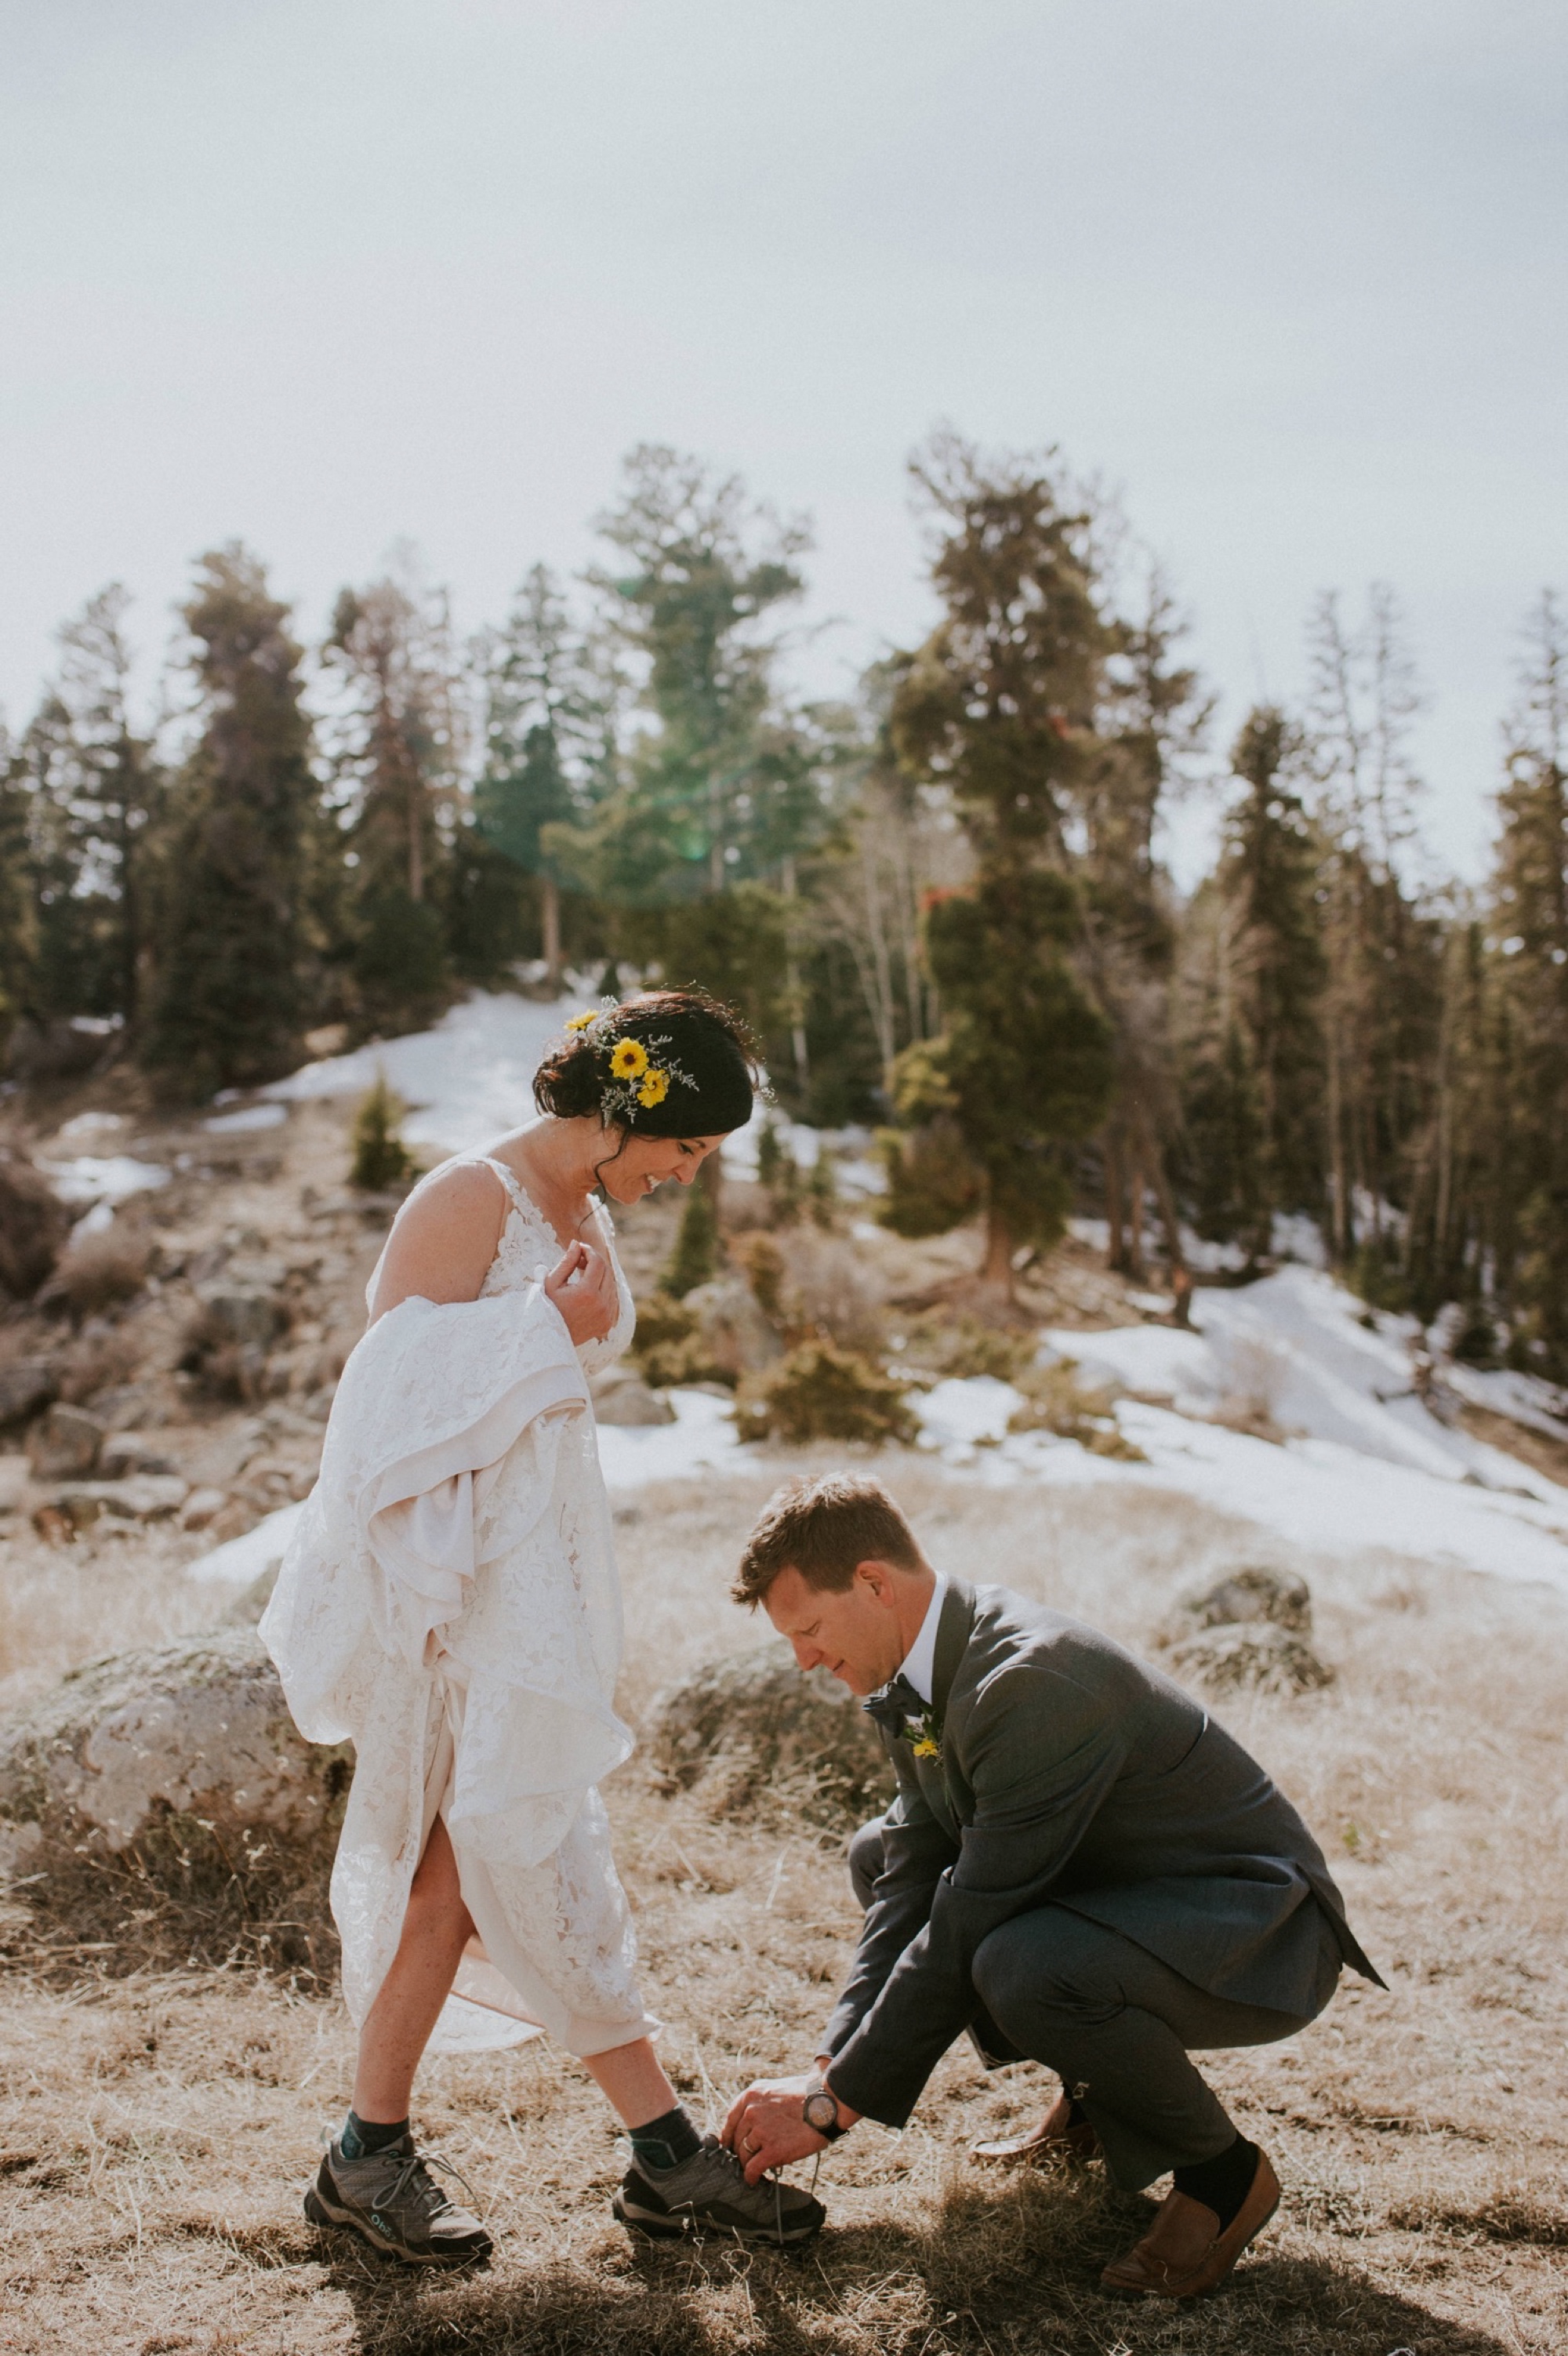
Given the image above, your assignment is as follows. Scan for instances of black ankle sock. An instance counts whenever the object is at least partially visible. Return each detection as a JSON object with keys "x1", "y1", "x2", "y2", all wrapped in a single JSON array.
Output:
[
  {"x1": 341, "y1": 2109, "x2": 409, "y2": 2160},
  {"x1": 628, "y1": 2104, "x2": 702, "y2": 2172},
  {"x1": 1172, "y1": 2134, "x2": 1258, "y2": 2231}
]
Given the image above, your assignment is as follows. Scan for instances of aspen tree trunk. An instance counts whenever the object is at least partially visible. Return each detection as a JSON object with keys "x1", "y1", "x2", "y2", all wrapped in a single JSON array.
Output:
[
  {"x1": 542, "y1": 877, "x2": 561, "y2": 982},
  {"x1": 982, "y1": 1200, "x2": 1015, "y2": 1294}
]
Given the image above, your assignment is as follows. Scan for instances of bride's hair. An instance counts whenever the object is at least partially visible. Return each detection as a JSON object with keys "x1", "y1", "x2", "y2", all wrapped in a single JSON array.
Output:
[{"x1": 534, "y1": 988, "x2": 760, "y2": 1138}]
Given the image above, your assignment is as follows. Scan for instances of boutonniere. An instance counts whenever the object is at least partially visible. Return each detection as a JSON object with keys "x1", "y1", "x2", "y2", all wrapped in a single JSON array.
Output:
[{"x1": 904, "y1": 1705, "x2": 943, "y2": 1761}]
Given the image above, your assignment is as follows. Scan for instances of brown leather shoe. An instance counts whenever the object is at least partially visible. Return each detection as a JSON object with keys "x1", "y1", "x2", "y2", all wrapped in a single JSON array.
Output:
[
  {"x1": 971, "y1": 2091, "x2": 1101, "y2": 2167},
  {"x1": 1100, "y1": 2147, "x2": 1281, "y2": 2298}
]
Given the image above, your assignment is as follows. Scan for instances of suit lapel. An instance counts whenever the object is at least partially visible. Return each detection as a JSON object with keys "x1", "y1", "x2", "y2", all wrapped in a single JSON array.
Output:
[{"x1": 932, "y1": 1578, "x2": 977, "y2": 1722}]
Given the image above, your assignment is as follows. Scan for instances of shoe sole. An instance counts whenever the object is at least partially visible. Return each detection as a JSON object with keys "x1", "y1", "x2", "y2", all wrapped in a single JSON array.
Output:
[
  {"x1": 303, "y1": 2184, "x2": 492, "y2": 2269},
  {"x1": 612, "y1": 2187, "x2": 822, "y2": 2249}
]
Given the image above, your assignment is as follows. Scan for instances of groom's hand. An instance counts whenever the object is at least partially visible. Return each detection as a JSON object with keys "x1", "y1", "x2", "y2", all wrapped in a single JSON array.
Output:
[{"x1": 722, "y1": 2073, "x2": 860, "y2": 2184}]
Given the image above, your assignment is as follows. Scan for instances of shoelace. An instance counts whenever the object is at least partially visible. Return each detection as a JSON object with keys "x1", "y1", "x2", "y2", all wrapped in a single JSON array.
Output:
[{"x1": 378, "y1": 2146, "x2": 483, "y2": 2224}]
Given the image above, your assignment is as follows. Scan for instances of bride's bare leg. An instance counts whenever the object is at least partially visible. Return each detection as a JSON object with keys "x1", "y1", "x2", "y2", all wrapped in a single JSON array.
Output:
[
  {"x1": 352, "y1": 1815, "x2": 474, "y2": 2122},
  {"x1": 583, "y1": 2037, "x2": 681, "y2": 2130}
]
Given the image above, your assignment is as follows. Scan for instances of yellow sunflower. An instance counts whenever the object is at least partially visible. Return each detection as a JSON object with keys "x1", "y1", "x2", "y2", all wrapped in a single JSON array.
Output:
[
  {"x1": 637, "y1": 1067, "x2": 670, "y2": 1109},
  {"x1": 564, "y1": 1010, "x2": 598, "y2": 1032},
  {"x1": 912, "y1": 1735, "x2": 941, "y2": 1759},
  {"x1": 608, "y1": 1037, "x2": 650, "y2": 1080}
]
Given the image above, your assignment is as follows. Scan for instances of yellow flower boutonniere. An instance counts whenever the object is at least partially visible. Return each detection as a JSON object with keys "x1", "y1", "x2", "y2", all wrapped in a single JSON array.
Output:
[
  {"x1": 905, "y1": 1704, "x2": 943, "y2": 1761},
  {"x1": 637, "y1": 1068, "x2": 670, "y2": 1109},
  {"x1": 609, "y1": 1038, "x2": 650, "y2": 1081}
]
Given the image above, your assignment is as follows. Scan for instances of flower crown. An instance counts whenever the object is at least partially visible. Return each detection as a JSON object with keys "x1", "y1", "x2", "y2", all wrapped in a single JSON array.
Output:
[{"x1": 564, "y1": 1004, "x2": 698, "y2": 1123}]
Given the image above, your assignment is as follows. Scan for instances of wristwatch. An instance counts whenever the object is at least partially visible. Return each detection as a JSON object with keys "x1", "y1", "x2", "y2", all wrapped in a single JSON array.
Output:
[{"x1": 803, "y1": 2077, "x2": 848, "y2": 2141}]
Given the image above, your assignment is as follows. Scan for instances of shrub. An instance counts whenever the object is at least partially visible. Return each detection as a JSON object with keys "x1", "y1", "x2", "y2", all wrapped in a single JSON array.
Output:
[
  {"x1": 1007, "y1": 1358, "x2": 1145, "y2": 1459},
  {"x1": 875, "y1": 1115, "x2": 984, "y2": 1239},
  {"x1": 350, "y1": 1076, "x2": 414, "y2": 1191},
  {"x1": 731, "y1": 1232, "x2": 785, "y2": 1323},
  {"x1": 630, "y1": 1290, "x2": 729, "y2": 1388},
  {"x1": 735, "y1": 1341, "x2": 919, "y2": 1447},
  {"x1": 890, "y1": 1312, "x2": 1029, "y2": 1385},
  {"x1": 662, "y1": 1182, "x2": 720, "y2": 1298}
]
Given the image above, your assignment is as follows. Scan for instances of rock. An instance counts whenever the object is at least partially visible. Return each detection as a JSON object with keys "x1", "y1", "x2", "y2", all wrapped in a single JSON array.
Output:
[
  {"x1": 1158, "y1": 1565, "x2": 1313, "y2": 1646},
  {"x1": 52, "y1": 1475, "x2": 189, "y2": 1528},
  {"x1": 194, "y1": 1284, "x2": 287, "y2": 1349},
  {"x1": 1165, "y1": 1620, "x2": 1334, "y2": 1696},
  {"x1": 591, "y1": 1372, "x2": 677, "y2": 1427},
  {"x1": 0, "y1": 1454, "x2": 30, "y2": 1514},
  {"x1": 0, "y1": 1625, "x2": 349, "y2": 1966},
  {"x1": 681, "y1": 1278, "x2": 783, "y2": 1380},
  {"x1": 645, "y1": 1645, "x2": 892, "y2": 1823},
  {"x1": 27, "y1": 1403, "x2": 106, "y2": 1481},
  {"x1": 0, "y1": 1358, "x2": 59, "y2": 1431},
  {"x1": 0, "y1": 1149, "x2": 72, "y2": 1299},
  {"x1": 100, "y1": 1432, "x2": 181, "y2": 1479},
  {"x1": 179, "y1": 1486, "x2": 229, "y2": 1532}
]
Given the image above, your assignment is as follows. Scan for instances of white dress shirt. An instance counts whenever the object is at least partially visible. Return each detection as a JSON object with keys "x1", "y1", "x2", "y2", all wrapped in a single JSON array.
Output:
[{"x1": 897, "y1": 1574, "x2": 947, "y2": 1704}]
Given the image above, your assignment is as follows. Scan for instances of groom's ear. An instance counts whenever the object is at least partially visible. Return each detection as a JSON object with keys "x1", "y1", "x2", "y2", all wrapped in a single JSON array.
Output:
[{"x1": 853, "y1": 1558, "x2": 900, "y2": 1608}]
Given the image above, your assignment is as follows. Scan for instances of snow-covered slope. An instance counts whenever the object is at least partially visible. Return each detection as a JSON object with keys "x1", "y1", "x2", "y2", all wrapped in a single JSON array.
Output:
[{"x1": 252, "y1": 992, "x2": 1568, "y2": 1595}]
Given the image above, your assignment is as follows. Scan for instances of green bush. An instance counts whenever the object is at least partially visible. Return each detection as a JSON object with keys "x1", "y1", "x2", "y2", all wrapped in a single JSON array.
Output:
[
  {"x1": 630, "y1": 1290, "x2": 731, "y2": 1388},
  {"x1": 890, "y1": 1312, "x2": 1029, "y2": 1385},
  {"x1": 662, "y1": 1182, "x2": 720, "y2": 1298},
  {"x1": 1007, "y1": 1358, "x2": 1145, "y2": 1460},
  {"x1": 350, "y1": 1076, "x2": 415, "y2": 1190},
  {"x1": 876, "y1": 1116, "x2": 984, "y2": 1239},
  {"x1": 735, "y1": 1341, "x2": 919, "y2": 1447}
]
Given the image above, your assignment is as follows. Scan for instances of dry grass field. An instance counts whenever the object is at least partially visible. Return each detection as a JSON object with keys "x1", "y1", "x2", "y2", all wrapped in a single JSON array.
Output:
[{"x1": 2, "y1": 1458, "x2": 1566, "y2": 2354}]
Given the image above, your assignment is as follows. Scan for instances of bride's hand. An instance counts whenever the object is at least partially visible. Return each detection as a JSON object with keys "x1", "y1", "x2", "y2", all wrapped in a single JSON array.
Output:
[{"x1": 543, "y1": 1240, "x2": 618, "y2": 1345}]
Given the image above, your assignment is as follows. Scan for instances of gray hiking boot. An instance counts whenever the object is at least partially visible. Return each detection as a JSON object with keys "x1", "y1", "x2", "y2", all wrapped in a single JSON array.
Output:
[
  {"x1": 304, "y1": 2132, "x2": 493, "y2": 2267},
  {"x1": 613, "y1": 2131, "x2": 826, "y2": 2248}
]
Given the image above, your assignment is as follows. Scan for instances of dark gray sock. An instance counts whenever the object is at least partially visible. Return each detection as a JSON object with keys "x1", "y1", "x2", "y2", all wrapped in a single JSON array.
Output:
[
  {"x1": 341, "y1": 2109, "x2": 409, "y2": 2160},
  {"x1": 1172, "y1": 2133, "x2": 1258, "y2": 2231},
  {"x1": 628, "y1": 2104, "x2": 702, "y2": 2172}
]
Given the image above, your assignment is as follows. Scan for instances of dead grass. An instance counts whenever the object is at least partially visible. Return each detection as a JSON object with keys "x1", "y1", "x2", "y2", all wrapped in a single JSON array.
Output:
[{"x1": 2, "y1": 1465, "x2": 1566, "y2": 2349}]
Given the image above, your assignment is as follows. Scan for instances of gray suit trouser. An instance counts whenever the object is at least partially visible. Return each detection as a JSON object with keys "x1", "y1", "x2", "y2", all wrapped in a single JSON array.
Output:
[{"x1": 848, "y1": 1815, "x2": 1342, "y2": 2191}]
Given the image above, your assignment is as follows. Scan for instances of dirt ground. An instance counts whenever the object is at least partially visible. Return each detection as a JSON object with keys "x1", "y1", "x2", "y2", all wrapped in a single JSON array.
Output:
[
  {"x1": 1, "y1": 1082, "x2": 1566, "y2": 2351},
  {"x1": 1, "y1": 1465, "x2": 1565, "y2": 2354}
]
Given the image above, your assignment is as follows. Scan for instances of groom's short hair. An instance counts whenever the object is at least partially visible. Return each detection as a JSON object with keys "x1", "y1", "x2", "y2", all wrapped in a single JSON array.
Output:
[{"x1": 732, "y1": 1474, "x2": 924, "y2": 1606}]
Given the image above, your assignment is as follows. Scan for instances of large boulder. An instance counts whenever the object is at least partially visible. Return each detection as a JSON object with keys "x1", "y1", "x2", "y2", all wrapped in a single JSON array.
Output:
[
  {"x1": 1155, "y1": 1565, "x2": 1332, "y2": 1694},
  {"x1": 0, "y1": 1626, "x2": 348, "y2": 1972},
  {"x1": 645, "y1": 1645, "x2": 892, "y2": 1824},
  {"x1": 591, "y1": 1370, "x2": 677, "y2": 1427},
  {"x1": 0, "y1": 1149, "x2": 71, "y2": 1301},
  {"x1": 1164, "y1": 1620, "x2": 1335, "y2": 1697}
]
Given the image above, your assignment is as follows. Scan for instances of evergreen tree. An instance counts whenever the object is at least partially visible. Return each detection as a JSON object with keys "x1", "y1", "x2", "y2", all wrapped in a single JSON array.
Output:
[
  {"x1": 1185, "y1": 706, "x2": 1326, "y2": 1251},
  {"x1": 1487, "y1": 591, "x2": 1568, "y2": 1369},
  {"x1": 474, "y1": 564, "x2": 619, "y2": 977},
  {"x1": 0, "y1": 721, "x2": 37, "y2": 1059},
  {"x1": 555, "y1": 445, "x2": 815, "y2": 903},
  {"x1": 141, "y1": 546, "x2": 315, "y2": 1095},
  {"x1": 53, "y1": 586, "x2": 163, "y2": 1027},
  {"x1": 325, "y1": 564, "x2": 462, "y2": 1029},
  {"x1": 881, "y1": 873, "x2": 1116, "y2": 1289}
]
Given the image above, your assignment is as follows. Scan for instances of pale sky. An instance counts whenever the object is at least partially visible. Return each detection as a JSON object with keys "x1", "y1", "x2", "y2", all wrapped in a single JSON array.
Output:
[{"x1": 2, "y1": 0, "x2": 1563, "y2": 882}]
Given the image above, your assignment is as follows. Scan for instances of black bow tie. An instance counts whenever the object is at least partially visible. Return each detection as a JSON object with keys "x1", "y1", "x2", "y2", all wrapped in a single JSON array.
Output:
[{"x1": 862, "y1": 1674, "x2": 927, "y2": 1737}]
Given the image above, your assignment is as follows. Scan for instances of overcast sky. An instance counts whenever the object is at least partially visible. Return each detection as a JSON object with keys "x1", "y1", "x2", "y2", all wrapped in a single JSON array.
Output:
[{"x1": 3, "y1": 0, "x2": 1563, "y2": 881}]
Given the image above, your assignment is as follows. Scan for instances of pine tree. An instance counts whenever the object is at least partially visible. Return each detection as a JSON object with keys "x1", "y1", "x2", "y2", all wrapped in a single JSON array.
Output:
[
  {"x1": 474, "y1": 564, "x2": 619, "y2": 978},
  {"x1": 662, "y1": 1180, "x2": 720, "y2": 1298},
  {"x1": 882, "y1": 873, "x2": 1116, "y2": 1289},
  {"x1": 53, "y1": 586, "x2": 163, "y2": 1028},
  {"x1": 1487, "y1": 591, "x2": 1568, "y2": 1370},
  {"x1": 1208, "y1": 706, "x2": 1326, "y2": 1248},
  {"x1": 557, "y1": 445, "x2": 815, "y2": 904},
  {"x1": 141, "y1": 546, "x2": 315, "y2": 1096},
  {"x1": 0, "y1": 721, "x2": 37, "y2": 1060},
  {"x1": 325, "y1": 564, "x2": 462, "y2": 1029}
]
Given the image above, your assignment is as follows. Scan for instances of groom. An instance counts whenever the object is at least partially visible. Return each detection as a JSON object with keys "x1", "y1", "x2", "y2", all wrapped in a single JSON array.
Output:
[{"x1": 720, "y1": 1474, "x2": 1383, "y2": 2300}]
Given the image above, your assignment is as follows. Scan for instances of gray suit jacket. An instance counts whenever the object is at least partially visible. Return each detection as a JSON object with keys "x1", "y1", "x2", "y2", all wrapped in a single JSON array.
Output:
[{"x1": 822, "y1": 1580, "x2": 1382, "y2": 2128}]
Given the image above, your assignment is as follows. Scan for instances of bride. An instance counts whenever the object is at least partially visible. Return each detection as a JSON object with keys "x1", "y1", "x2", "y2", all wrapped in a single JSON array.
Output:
[{"x1": 262, "y1": 990, "x2": 824, "y2": 2266}]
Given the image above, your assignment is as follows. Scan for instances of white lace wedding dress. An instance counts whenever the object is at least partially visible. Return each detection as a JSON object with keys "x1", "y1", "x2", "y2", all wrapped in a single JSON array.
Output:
[{"x1": 261, "y1": 1156, "x2": 653, "y2": 2057}]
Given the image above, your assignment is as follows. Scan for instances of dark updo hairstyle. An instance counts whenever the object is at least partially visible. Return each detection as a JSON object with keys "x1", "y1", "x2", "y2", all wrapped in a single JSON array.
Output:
[{"x1": 533, "y1": 989, "x2": 760, "y2": 1141}]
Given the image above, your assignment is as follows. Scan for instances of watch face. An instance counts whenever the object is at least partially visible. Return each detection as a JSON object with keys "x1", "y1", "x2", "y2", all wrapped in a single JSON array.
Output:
[{"x1": 804, "y1": 2090, "x2": 837, "y2": 2130}]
